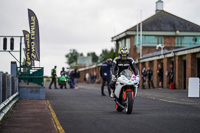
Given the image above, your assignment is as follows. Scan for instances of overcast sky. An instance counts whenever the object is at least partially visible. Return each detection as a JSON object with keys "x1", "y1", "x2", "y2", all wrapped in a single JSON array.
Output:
[{"x1": 0, "y1": 0, "x2": 200, "y2": 76}]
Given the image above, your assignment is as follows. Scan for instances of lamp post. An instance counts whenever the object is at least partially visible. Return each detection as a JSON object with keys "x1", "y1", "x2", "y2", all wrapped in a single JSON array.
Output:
[{"x1": 156, "y1": 44, "x2": 165, "y2": 55}]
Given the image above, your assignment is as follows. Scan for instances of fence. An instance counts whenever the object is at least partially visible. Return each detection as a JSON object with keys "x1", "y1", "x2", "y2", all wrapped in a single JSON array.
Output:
[
  {"x1": 0, "y1": 72, "x2": 19, "y2": 121},
  {"x1": 17, "y1": 67, "x2": 44, "y2": 86}
]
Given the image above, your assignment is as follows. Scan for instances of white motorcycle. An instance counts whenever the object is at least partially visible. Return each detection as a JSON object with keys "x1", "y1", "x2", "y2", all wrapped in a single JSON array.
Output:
[{"x1": 114, "y1": 69, "x2": 140, "y2": 114}]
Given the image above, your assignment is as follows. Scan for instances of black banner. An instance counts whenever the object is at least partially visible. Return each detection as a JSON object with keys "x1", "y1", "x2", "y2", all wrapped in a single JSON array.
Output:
[
  {"x1": 23, "y1": 30, "x2": 32, "y2": 66},
  {"x1": 28, "y1": 9, "x2": 40, "y2": 61}
]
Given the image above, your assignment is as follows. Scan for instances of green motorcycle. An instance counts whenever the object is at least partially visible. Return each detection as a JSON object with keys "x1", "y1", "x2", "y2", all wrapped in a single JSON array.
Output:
[{"x1": 58, "y1": 75, "x2": 67, "y2": 89}]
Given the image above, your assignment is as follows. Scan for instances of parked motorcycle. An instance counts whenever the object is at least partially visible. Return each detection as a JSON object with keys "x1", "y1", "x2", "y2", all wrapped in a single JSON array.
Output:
[
  {"x1": 58, "y1": 75, "x2": 67, "y2": 89},
  {"x1": 114, "y1": 69, "x2": 140, "y2": 114}
]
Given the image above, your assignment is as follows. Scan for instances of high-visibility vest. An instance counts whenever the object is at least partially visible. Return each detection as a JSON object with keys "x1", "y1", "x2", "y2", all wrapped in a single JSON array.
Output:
[{"x1": 51, "y1": 69, "x2": 56, "y2": 77}]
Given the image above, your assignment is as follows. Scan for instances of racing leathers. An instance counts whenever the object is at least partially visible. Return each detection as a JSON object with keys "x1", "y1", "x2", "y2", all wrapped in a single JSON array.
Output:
[{"x1": 110, "y1": 57, "x2": 139, "y2": 90}]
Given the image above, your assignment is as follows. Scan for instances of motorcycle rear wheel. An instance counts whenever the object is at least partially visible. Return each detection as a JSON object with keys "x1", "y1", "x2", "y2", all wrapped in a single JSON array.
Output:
[{"x1": 125, "y1": 91, "x2": 133, "y2": 114}]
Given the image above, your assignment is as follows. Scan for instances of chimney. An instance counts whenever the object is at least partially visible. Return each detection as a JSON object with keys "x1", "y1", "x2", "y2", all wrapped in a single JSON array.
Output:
[{"x1": 156, "y1": 0, "x2": 163, "y2": 13}]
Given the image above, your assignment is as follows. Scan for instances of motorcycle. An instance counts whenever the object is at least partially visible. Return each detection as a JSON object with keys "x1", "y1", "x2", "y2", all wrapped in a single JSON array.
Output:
[
  {"x1": 114, "y1": 69, "x2": 140, "y2": 114},
  {"x1": 58, "y1": 75, "x2": 67, "y2": 89}
]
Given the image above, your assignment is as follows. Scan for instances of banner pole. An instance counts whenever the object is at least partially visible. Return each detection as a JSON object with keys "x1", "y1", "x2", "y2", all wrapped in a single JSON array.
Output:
[{"x1": 20, "y1": 36, "x2": 22, "y2": 68}]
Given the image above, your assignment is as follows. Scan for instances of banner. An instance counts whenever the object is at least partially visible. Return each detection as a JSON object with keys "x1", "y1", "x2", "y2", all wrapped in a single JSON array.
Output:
[
  {"x1": 23, "y1": 48, "x2": 35, "y2": 66},
  {"x1": 23, "y1": 30, "x2": 32, "y2": 66},
  {"x1": 28, "y1": 9, "x2": 40, "y2": 61}
]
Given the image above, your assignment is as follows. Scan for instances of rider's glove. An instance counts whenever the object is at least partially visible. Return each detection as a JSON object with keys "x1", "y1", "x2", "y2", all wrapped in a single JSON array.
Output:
[{"x1": 112, "y1": 75, "x2": 117, "y2": 81}]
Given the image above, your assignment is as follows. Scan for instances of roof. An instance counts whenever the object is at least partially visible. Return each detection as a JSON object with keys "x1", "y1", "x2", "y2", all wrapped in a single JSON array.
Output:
[
  {"x1": 112, "y1": 11, "x2": 200, "y2": 40},
  {"x1": 140, "y1": 44, "x2": 200, "y2": 59},
  {"x1": 128, "y1": 11, "x2": 200, "y2": 32}
]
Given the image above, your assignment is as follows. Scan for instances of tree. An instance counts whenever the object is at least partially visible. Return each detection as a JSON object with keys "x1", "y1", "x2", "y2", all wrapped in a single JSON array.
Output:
[
  {"x1": 65, "y1": 49, "x2": 79, "y2": 66},
  {"x1": 87, "y1": 52, "x2": 99, "y2": 63},
  {"x1": 99, "y1": 48, "x2": 118, "y2": 63}
]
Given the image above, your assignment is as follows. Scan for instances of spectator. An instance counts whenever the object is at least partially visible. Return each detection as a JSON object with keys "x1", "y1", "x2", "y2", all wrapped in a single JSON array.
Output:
[
  {"x1": 100, "y1": 58, "x2": 112, "y2": 96},
  {"x1": 49, "y1": 66, "x2": 57, "y2": 89},
  {"x1": 141, "y1": 67, "x2": 147, "y2": 89},
  {"x1": 157, "y1": 64, "x2": 163, "y2": 88},
  {"x1": 86, "y1": 73, "x2": 89, "y2": 84},
  {"x1": 147, "y1": 67, "x2": 154, "y2": 89},
  {"x1": 74, "y1": 67, "x2": 80, "y2": 89},
  {"x1": 69, "y1": 69, "x2": 75, "y2": 88},
  {"x1": 90, "y1": 73, "x2": 94, "y2": 84},
  {"x1": 93, "y1": 71, "x2": 97, "y2": 83},
  {"x1": 84, "y1": 74, "x2": 86, "y2": 83},
  {"x1": 168, "y1": 64, "x2": 174, "y2": 84}
]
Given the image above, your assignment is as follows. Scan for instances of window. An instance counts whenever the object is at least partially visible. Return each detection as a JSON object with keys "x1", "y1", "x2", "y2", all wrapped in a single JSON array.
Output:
[
  {"x1": 155, "y1": 36, "x2": 164, "y2": 45},
  {"x1": 143, "y1": 36, "x2": 156, "y2": 46},
  {"x1": 176, "y1": 37, "x2": 184, "y2": 46},
  {"x1": 126, "y1": 38, "x2": 130, "y2": 49},
  {"x1": 184, "y1": 36, "x2": 200, "y2": 46},
  {"x1": 135, "y1": 35, "x2": 156, "y2": 46}
]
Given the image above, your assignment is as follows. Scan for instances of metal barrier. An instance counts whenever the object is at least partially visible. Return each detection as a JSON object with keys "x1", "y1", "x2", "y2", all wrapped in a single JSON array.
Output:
[
  {"x1": 17, "y1": 67, "x2": 44, "y2": 86},
  {"x1": 0, "y1": 72, "x2": 19, "y2": 121}
]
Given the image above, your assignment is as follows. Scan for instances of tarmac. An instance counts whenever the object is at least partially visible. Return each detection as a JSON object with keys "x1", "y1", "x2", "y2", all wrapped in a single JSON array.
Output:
[{"x1": 0, "y1": 83, "x2": 199, "y2": 133}]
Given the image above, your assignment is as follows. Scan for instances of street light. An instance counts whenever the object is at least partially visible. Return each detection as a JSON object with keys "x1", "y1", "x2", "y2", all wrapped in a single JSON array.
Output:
[{"x1": 156, "y1": 44, "x2": 165, "y2": 55}]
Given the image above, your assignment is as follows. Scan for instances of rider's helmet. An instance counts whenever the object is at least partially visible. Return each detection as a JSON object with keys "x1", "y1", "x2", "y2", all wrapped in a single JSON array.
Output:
[
  {"x1": 119, "y1": 47, "x2": 129, "y2": 60},
  {"x1": 62, "y1": 67, "x2": 65, "y2": 71}
]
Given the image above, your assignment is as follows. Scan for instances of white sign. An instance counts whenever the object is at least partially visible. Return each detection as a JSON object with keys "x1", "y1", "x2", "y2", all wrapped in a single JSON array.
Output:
[{"x1": 188, "y1": 78, "x2": 199, "y2": 98}]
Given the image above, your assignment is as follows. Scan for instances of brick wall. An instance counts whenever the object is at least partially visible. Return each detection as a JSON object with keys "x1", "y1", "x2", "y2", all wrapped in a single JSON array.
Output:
[
  {"x1": 153, "y1": 60, "x2": 158, "y2": 88},
  {"x1": 129, "y1": 36, "x2": 140, "y2": 59},
  {"x1": 186, "y1": 53, "x2": 197, "y2": 89},
  {"x1": 164, "y1": 36, "x2": 176, "y2": 48},
  {"x1": 175, "y1": 56, "x2": 183, "y2": 89},
  {"x1": 79, "y1": 65, "x2": 102, "y2": 84}
]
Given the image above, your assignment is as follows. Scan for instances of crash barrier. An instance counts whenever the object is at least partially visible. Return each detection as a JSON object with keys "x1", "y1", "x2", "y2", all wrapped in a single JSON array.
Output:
[
  {"x1": 17, "y1": 67, "x2": 44, "y2": 86},
  {"x1": 0, "y1": 72, "x2": 19, "y2": 121},
  {"x1": 188, "y1": 77, "x2": 200, "y2": 98}
]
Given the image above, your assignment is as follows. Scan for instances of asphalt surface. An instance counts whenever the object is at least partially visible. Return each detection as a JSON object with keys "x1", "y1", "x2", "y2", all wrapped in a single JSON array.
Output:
[{"x1": 46, "y1": 82, "x2": 200, "y2": 133}]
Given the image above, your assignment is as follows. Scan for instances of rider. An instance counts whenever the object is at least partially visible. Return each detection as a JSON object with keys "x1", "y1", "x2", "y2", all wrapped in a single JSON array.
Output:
[
  {"x1": 110, "y1": 47, "x2": 139, "y2": 97},
  {"x1": 60, "y1": 67, "x2": 66, "y2": 76}
]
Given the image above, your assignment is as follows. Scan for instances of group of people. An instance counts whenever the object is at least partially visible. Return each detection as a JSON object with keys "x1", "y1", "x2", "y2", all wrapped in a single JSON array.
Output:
[
  {"x1": 141, "y1": 67, "x2": 154, "y2": 89},
  {"x1": 49, "y1": 66, "x2": 80, "y2": 89},
  {"x1": 141, "y1": 64, "x2": 174, "y2": 89},
  {"x1": 84, "y1": 72, "x2": 97, "y2": 84}
]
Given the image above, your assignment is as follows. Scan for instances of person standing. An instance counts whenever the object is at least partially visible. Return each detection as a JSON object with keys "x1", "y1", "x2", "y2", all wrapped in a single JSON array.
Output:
[
  {"x1": 60, "y1": 67, "x2": 67, "y2": 89},
  {"x1": 49, "y1": 66, "x2": 57, "y2": 89},
  {"x1": 157, "y1": 64, "x2": 163, "y2": 88},
  {"x1": 74, "y1": 67, "x2": 80, "y2": 89},
  {"x1": 93, "y1": 71, "x2": 97, "y2": 84},
  {"x1": 141, "y1": 67, "x2": 147, "y2": 89},
  {"x1": 86, "y1": 73, "x2": 89, "y2": 84},
  {"x1": 69, "y1": 69, "x2": 75, "y2": 88},
  {"x1": 168, "y1": 64, "x2": 174, "y2": 89},
  {"x1": 147, "y1": 67, "x2": 154, "y2": 89},
  {"x1": 100, "y1": 58, "x2": 112, "y2": 96}
]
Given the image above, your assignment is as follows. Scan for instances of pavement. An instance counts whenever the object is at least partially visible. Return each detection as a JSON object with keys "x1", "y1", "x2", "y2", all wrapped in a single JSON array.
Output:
[
  {"x1": 0, "y1": 82, "x2": 200, "y2": 133},
  {"x1": 0, "y1": 100, "x2": 58, "y2": 133}
]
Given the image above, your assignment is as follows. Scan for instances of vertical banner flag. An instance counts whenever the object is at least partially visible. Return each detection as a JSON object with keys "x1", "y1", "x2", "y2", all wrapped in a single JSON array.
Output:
[
  {"x1": 28, "y1": 9, "x2": 40, "y2": 61},
  {"x1": 23, "y1": 30, "x2": 32, "y2": 66}
]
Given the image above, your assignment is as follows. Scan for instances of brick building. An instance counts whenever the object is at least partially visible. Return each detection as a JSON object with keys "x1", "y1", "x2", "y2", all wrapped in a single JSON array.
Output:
[
  {"x1": 136, "y1": 45, "x2": 200, "y2": 89},
  {"x1": 112, "y1": 10, "x2": 200, "y2": 59},
  {"x1": 79, "y1": 0, "x2": 200, "y2": 89}
]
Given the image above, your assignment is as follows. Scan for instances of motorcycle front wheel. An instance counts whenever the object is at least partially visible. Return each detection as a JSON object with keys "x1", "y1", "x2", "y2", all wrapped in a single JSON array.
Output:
[{"x1": 125, "y1": 91, "x2": 134, "y2": 114}]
